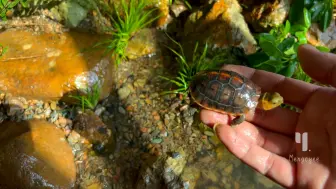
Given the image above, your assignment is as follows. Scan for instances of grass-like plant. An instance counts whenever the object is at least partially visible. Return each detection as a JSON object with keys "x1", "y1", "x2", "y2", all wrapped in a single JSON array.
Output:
[
  {"x1": 94, "y1": 0, "x2": 161, "y2": 66},
  {"x1": 159, "y1": 35, "x2": 223, "y2": 96},
  {"x1": 70, "y1": 82, "x2": 101, "y2": 111}
]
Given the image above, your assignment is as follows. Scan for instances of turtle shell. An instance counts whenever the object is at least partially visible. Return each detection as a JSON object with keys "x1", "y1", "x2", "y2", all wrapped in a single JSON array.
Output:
[{"x1": 189, "y1": 70, "x2": 261, "y2": 115}]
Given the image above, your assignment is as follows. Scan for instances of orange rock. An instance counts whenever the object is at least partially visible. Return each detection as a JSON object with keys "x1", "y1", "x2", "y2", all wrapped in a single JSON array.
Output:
[
  {"x1": 0, "y1": 119, "x2": 76, "y2": 188},
  {"x1": 0, "y1": 29, "x2": 114, "y2": 101}
]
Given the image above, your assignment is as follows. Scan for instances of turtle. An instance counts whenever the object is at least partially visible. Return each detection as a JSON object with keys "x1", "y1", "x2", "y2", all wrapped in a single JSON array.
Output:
[{"x1": 189, "y1": 69, "x2": 284, "y2": 127}]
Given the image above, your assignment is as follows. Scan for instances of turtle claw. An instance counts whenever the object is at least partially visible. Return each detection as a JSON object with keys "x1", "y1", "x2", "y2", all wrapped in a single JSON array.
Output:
[{"x1": 230, "y1": 115, "x2": 245, "y2": 127}]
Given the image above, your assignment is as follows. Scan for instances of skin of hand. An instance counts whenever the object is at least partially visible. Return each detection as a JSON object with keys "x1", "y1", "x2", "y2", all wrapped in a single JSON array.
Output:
[{"x1": 200, "y1": 44, "x2": 336, "y2": 189}]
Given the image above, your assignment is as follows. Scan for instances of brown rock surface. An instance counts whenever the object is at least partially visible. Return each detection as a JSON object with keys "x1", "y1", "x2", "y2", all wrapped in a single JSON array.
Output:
[
  {"x1": 0, "y1": 29, "x2": 114, "y2": 101},
  {"x1": 73, "y1": 111, "x2": 115, "y2": 154},
  {"x1": 0, "y1": 119, "x2": 76, "y2": 188}
]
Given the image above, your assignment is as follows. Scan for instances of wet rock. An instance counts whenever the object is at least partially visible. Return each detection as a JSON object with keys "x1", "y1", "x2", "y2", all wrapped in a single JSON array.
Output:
[
  {"x1": 239, "y1": 0, "x2": 291, "y2": 32},
  {"x1": 184, "y1": 0, "x2": 257, "y2": 54},
  {"x1": 5, "y1": 96, "x2": 26, "y2": 117},
  {"x1": 94, "y1": 105, "x2": 106, "y2": 116},
  {"x1": 58, "y1": 0, "x2": 88, "y2": 27},
  {"x1": 0, "y1": 29, "x2": 114, "y2": 101},
  {"x1": 134, "y1": 78, "x2": 147, "y2": 88},
  {"x1": 163, "y1": 148, "x2": 187, "y2": 188},
  {"x1": 182, "y1": 107, "x2": 197, "y2": 127},
  {"x1": 0, "y1": 119, "x2": 76, "y2": 188},
  {"x1": 118, "y1": 85, "x2": 131, "y2": 100},
  {"x1": 126, "y1": 28, "x2": 162, "y2": 59},
  {"x1": 155, "y1": 0, "x2": 172, "y2": 29},
  {"x1": 171, "y1": 0, "x2": 189, "y2": 17},
  {"x1": 73, "y1": 111, "x2": 115, "y2": 154},
  {"x1": 306, "y1": 20, "x2": 336, "y2": 49},
  {"x1": 180, "y1": 166, "x2": 201, "y2": 189}
]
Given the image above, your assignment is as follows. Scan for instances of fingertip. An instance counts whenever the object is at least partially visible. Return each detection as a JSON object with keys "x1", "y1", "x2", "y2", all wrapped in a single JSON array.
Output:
[{"x1": 297, "y1": 44, "x2": 321, "y2": 65}]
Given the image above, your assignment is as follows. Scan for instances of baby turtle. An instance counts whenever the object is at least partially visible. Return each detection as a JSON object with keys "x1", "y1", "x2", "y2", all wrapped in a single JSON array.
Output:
[{"x1": 189, "y1": 70, "x2": 284, "y2": 126}]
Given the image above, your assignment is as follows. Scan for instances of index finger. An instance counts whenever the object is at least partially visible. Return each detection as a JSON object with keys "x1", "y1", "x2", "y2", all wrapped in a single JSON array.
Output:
[{"x1": 221, "y1": 65, "x2": 320, "y2": 109}]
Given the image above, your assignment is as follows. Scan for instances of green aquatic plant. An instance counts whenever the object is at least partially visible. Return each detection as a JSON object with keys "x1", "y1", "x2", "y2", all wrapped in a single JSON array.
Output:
[
  {"x1": 94, "y1": 0, "x2": 161, "y2": 66},
  {"x1": 69, "y1": 82, "x2": 101, "y2": 111},
  {"x1": 159, "y1": 35, "x2": 223, "y2": 96},
  {"x1": 0, "y1": 0, "x2": 28, "y2": 21}
]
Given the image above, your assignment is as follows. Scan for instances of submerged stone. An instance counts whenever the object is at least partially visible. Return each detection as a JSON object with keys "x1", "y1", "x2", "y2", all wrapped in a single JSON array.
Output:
[
  {"x1": 0, "y1": 119, "x2": 76, "y2": 188},
  {"x1": 73, "y1": 111, "x2": 115, "y2": 154},
  {"x1": 0, "y1": 29, "x2": 114, "y2": 101}
]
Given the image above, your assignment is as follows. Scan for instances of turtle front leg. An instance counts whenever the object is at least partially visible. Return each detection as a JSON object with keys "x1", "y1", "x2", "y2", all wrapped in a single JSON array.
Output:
[{"x1": 230, "y1": 115, "x2": 245, "y2": 127}]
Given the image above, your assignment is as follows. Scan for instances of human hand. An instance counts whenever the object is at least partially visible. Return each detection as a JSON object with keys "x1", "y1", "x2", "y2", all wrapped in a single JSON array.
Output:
[{"x1": 200, "y1": 44, "x2": 336, "y2": 189}]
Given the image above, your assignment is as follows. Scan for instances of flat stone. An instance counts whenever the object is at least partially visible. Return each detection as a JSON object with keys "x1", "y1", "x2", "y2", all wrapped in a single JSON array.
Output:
[
  {"x1": 0, "y1": 29, "x2": 114, "y2": 101},
  {"x1": 0, "y1": 119, "x2": 76, "y2": 188}
]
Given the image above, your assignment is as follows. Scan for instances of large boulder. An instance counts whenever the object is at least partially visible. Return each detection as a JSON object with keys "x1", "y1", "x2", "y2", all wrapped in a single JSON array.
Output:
[
  {"x1": 0, "y1": 119, "x2": 76, "y2": 188},
  {"x1": 183, "y1": 0, "x2": 257, "y2": 54},
  {"x1": 0, "y1": 29, "x2": 114, "y2": 101}
]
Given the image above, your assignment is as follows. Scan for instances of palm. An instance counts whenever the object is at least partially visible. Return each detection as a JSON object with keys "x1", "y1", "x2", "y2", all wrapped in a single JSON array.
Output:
[{"x1": 200, "y1": 45, "x2": 336, "y2": 189}]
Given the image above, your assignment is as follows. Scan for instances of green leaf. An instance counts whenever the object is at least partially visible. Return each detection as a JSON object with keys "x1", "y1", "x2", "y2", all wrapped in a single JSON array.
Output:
[
  {"x1": 8, "y1": 0, "x2": 20, "y2": 8},
  {"x1": 254, "y1": 59, "x2": 285, "y2": 73},
  {"x1": 277, "y1": 37, "x2": 295, "y2": 52},
  {"x1": 289, "y1": 0, "x2": 304, "y2": 24},
  {"x1": 295, "y1": 31, "x2": 308, "y2": 44},
  {"x1": 258, "y1": 33, "x2": 276, "y2": 43},
  {"x1": 259, "y1": 40, "x2": 283, "y2": 59},
  {"x1": 284, "y1": 20, "x2": 291, "y2": 34},
  {"x1": 319, "y1": 6, "x2": 332, "y2": 31},
  {"x1": 309, "y1": 2, "x2": 325, "y2": 21},
  {"x1": 290, "y1": 24, "x2": 308, "y2": 34},
  {"x1": 316, "y1": 45, "x2": 330, "y2": 52},
  {"x1": 246, "y1": 52, "x2": 269, "y2": 67},
  {"x1": 279, "y1": 62, "x2": 298, "y2": 77},
  {"x1": 303, "y1": 8, "x2": 311, "y2": 28}
]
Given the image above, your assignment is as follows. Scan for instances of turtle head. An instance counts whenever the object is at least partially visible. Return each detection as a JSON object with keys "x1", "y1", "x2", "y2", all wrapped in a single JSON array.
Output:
[{"x1": 257, "y1": 92, "x2": 283, "y2": 110}]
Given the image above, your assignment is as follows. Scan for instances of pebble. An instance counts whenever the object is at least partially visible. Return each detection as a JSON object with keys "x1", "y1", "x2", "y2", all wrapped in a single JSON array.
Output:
[
  {"x1": 118, "y1": 86, "x2": 131, "y2": 100},
  {"x1": 134, "y1": 79, "x2": 146, "y2": 88},
  {"x1": 118, "y1": 106, "x2": 126, "y2": 114},
  {"x1": 50, "y1": 101, "x2": 57, "y2": 110},
  {"x1": 94, "y1": 106, "x2": 105, "y2": 116},
  {"x1": 140, "y1": 127, "x2": 149, "y2": 133},
  {"x1": 151, "y1": 138, "x2": 163, "y2": 144}
]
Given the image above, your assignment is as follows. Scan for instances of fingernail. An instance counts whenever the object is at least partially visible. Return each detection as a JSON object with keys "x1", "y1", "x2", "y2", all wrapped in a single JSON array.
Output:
[{"x1": 213, "y1": 123, "x2": 223, "y2": 134}]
